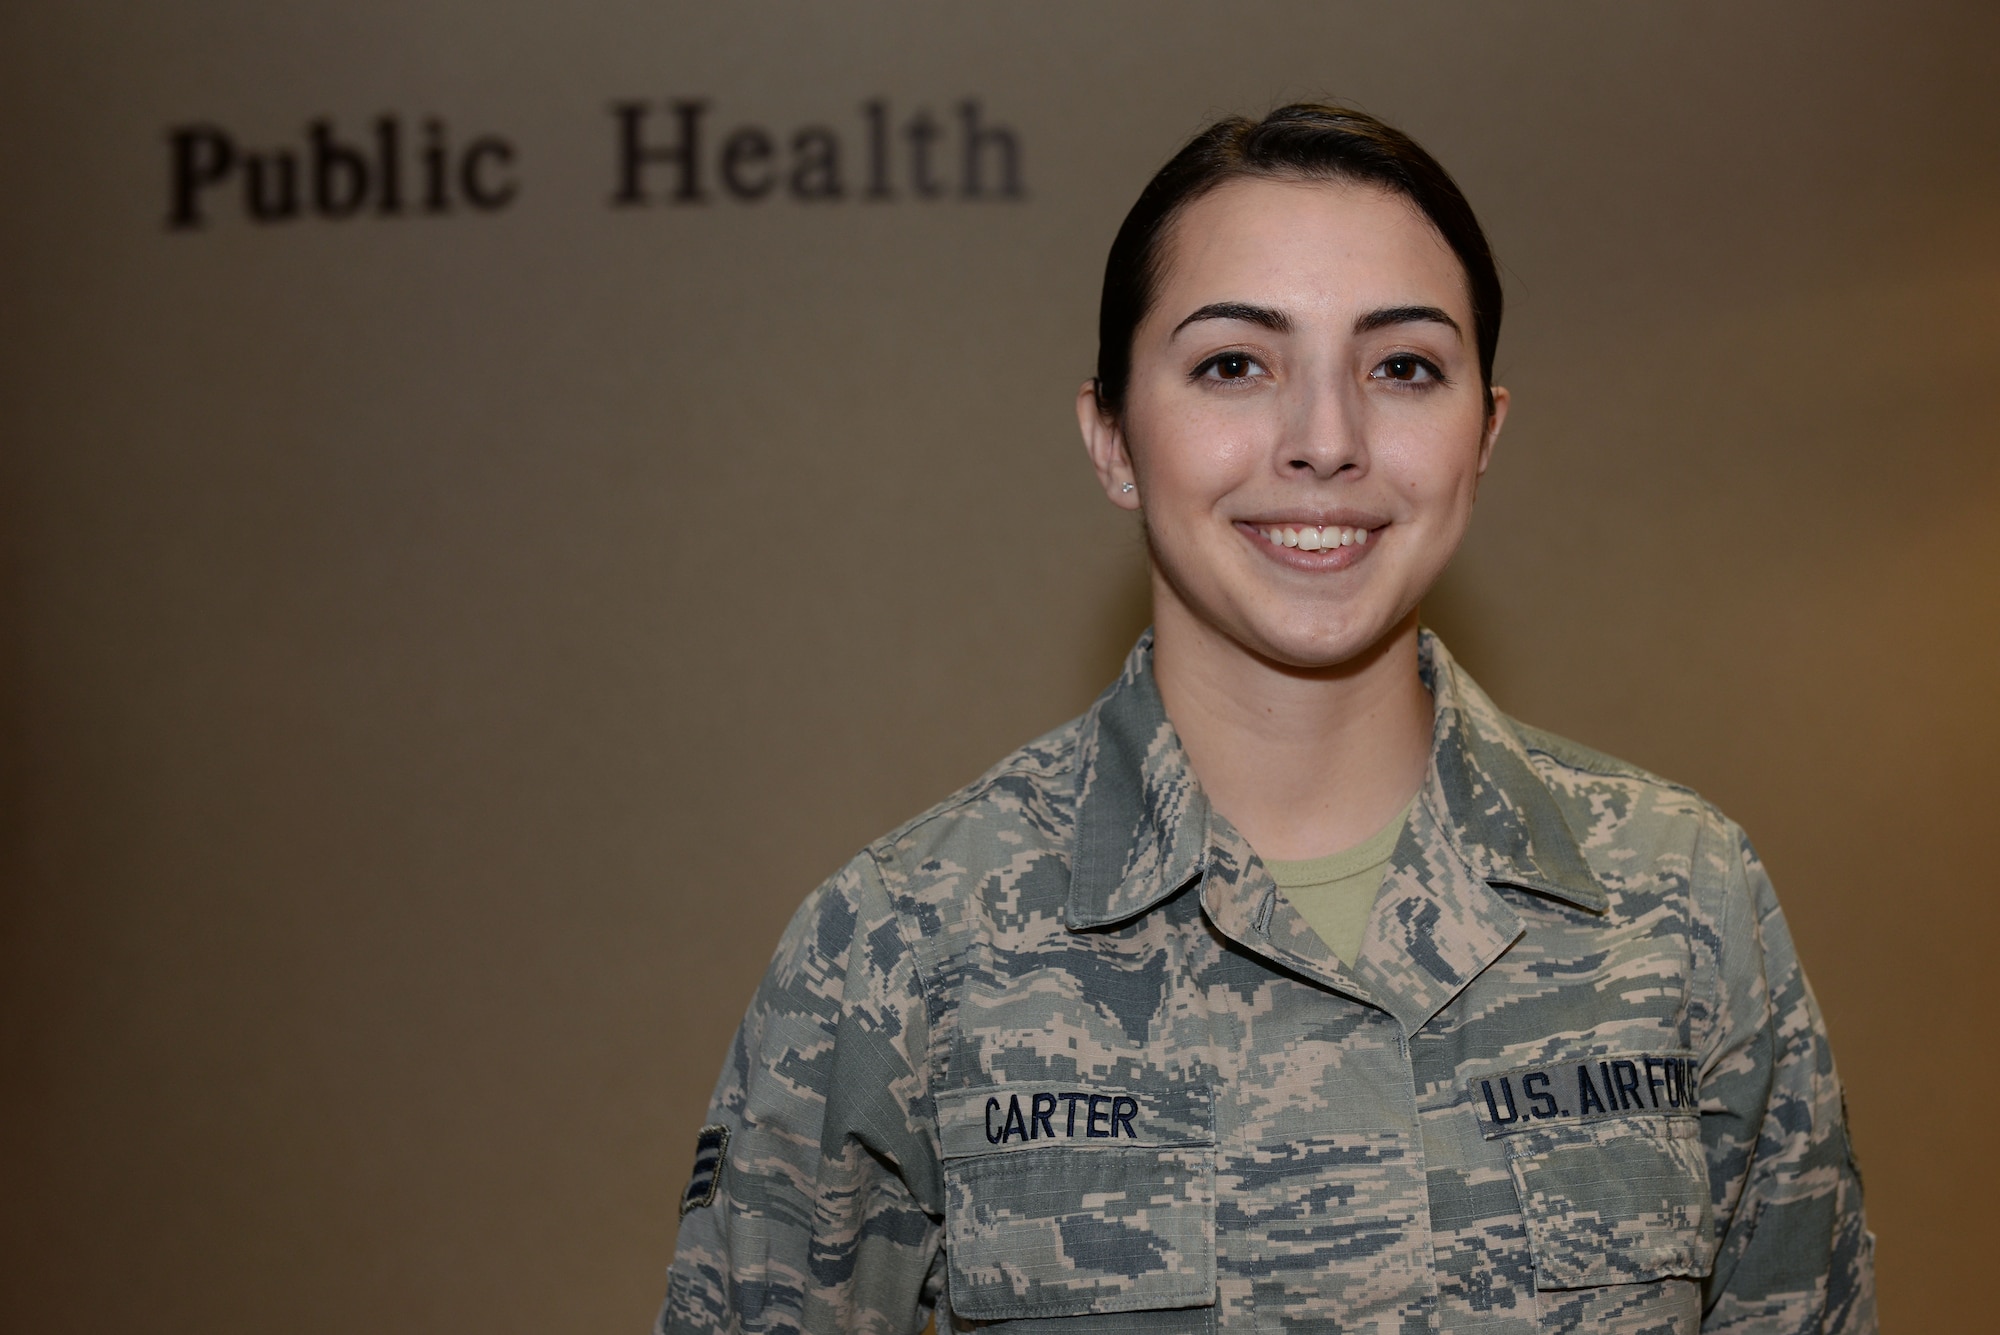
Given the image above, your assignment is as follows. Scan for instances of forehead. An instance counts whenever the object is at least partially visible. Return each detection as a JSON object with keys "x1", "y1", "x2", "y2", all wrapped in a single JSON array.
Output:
[{"x1": 1151, "y1": 176, "x2": 1470, "y2": 324}]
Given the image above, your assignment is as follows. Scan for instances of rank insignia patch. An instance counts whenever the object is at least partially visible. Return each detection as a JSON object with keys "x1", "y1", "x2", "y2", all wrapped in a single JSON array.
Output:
[{"x1": 679, "y1": 1123, "x2": 730, "y2": 1216}]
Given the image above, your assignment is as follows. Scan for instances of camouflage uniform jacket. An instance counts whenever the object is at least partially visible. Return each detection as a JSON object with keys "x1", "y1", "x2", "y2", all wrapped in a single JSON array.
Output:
[{"x1": 659, "y1": 631, "x2": 1876, "y2": 1334}]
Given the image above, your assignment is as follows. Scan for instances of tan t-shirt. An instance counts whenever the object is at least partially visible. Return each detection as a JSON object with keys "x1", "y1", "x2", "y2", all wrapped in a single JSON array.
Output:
[{"x1": 1262, "y1": 798, "x2": 1414, "y2": 966}]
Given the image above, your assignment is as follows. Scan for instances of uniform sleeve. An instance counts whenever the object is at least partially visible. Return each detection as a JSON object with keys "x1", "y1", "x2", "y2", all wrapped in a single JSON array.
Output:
[
  {"x1": 656, "y1": 853, "x2": 944, "y2": 1334},
  {"x1": 1697, "y1": 822, "x2": 1876, "y2": 1333}
]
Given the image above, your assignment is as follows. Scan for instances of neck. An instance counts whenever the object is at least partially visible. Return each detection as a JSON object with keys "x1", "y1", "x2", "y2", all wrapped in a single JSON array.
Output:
[{"x1": 1151, "y1": 594, "x2": 1434, "y2": 863}]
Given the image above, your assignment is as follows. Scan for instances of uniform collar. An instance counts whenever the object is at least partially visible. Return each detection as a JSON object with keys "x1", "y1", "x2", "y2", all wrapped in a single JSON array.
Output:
[
  {"x1": 1066, "y1": 630, "x2": 1213, "y2": 931},
  {"x1": 1067, "y1": 629, "x2": 1606, "y2": 934}
]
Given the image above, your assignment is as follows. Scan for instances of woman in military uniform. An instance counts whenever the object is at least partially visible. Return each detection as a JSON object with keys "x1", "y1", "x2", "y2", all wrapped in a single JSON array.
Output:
[{"x1": 658, "y1": 104, "x2": 1876, "y2": 1334}]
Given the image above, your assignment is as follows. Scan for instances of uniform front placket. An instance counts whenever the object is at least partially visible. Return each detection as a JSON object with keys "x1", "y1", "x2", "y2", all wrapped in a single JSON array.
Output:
[{"x1": 1193, "y1": 771, "x2": 1529, "y2": 1329}]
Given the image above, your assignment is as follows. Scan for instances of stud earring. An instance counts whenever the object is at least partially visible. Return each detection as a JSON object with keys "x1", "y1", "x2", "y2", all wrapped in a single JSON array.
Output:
[{"x1": 1120, "y1": 483, "x2": 1135, "y2": 494}]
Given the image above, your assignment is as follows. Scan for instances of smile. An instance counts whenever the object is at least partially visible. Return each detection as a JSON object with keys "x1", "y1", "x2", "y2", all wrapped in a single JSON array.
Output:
[{"x1": 1254, "y1": 523, "x2": 1369, "y2": 551}]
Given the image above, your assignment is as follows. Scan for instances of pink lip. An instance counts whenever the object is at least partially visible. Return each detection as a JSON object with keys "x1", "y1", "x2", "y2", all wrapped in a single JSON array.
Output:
[{"x1": 1234, "y1": 519, "x2": 1383, "y2": 572}]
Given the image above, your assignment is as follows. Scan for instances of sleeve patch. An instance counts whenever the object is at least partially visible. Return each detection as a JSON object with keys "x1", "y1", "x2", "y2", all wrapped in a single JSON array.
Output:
[{"x1": 678, "y1": 1123, "x2": 730, "y2": 1217}]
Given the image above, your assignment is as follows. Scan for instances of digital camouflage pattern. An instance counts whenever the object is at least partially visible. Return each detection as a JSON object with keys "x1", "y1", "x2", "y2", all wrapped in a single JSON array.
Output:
[{"x1": 658, "y1": 632, "x2": 1875, "y2": 1333}]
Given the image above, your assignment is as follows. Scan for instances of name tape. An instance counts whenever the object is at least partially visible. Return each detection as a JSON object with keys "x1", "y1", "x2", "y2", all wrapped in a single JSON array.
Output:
[
  {"x1": 1468, "y1": 1052, "x2": 1700, "y2": 1138},
  {"x1": 938, "y1": 1081, "x2": 1212, "y2": 1158}
]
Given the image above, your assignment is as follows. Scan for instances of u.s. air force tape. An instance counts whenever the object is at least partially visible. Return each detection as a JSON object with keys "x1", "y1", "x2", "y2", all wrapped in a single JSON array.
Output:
[
  {"x1": 1467, "y1": 1052, "x2": 1700, "y2": 1137},
  {"x1": 679, "y1": 1123, "x2": 729, "y2": 1216}
]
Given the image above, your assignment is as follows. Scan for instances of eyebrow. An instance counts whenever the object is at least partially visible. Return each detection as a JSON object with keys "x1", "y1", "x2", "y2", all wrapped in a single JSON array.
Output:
[
  {"x1": 1171, "y1": 301, "x2": 1291, "y2": 336},
  {"x1": 1170, "y1": 301, "x2": 1462, "y2": 340},
  {"x1": 1353, "y1": 304, "x2": 1461, "y2": 337}
]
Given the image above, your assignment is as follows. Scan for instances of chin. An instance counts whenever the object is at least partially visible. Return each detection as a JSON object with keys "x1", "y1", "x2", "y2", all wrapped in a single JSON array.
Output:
[{"x1": 1245, "y1": 609, "x2": 1397, "y2": 671}]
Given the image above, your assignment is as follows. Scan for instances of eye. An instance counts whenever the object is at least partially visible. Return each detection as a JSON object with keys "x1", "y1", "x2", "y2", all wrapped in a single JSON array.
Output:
[
  {"x1": 1371, "y1": 353, "x2": 1445, "y2": 386},
  {"x1": 1193, "y1": 351, "x2": 1266, "y2": 383}
]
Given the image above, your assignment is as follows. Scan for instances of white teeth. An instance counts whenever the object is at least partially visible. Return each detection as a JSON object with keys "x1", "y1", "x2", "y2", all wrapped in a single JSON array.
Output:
[{"x1": 1257, "y1": 523, "x2": 1372, "y2": 550}]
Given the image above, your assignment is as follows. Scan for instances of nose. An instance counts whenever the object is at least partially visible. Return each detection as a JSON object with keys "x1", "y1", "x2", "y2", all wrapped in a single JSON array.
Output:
[{"x1": 1278, "y1": 376, "x2": 1365, "y2": 480}]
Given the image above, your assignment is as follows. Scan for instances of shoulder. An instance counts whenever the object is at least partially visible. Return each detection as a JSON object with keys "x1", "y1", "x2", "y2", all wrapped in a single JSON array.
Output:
[
  {"x1": 1511, "y1": 717, "x2": 1739, "y2": 852},
  {"x1": 863, "y1": 714, "x2": 1083, "y2": 876},
  {"x1": 1504, "y1": 717, "x2": 1763, "y2": 946},
  {"x1": 1511, "y1": 720, "x2": 1678, "y2": 787},
  {"x1": 824, "y1": 714, "x2": 1089, "y2": 970},
  {"x1": 1504, "y1": 713, "x2": 1792, "y2": 987},
  {"x1": 762, "y1": 715, "x2": 1084, "y2": 997},
  {"x1": 1501, "y1": 720, "x2": 1775, "y2": 1049}
]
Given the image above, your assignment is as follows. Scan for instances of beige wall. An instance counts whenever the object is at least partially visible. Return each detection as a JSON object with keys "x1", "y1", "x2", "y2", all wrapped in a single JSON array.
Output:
[{"x1": 4, "y1": 2, "x2": 1995, "y2": 1330}]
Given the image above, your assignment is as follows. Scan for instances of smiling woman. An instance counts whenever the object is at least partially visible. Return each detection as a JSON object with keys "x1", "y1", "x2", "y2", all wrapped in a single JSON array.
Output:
[
  {"x1": 656, "y1": 106, "x2": 1877, "y2": 1334},
  {"x1": 1078, "y1": 172, "x2": 1503, "y2": 863}
]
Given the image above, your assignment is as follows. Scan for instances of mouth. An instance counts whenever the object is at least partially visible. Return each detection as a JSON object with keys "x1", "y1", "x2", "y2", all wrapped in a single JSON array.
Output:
[
  {"x1": 1252, "y1": 522, "x2": 1369, "y2": 551},
  {"x1": 1234, "y1": 518, "x2": 1383, "y2": 570}
]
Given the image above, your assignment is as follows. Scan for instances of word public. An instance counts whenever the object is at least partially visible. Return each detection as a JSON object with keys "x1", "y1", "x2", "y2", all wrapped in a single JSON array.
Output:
[
  {"x1": 167, "y1": 118, "x2": 517, "y2": 229},
  {"x1": 163, "y1": 99, "x2": 1025, "y2": 230}
]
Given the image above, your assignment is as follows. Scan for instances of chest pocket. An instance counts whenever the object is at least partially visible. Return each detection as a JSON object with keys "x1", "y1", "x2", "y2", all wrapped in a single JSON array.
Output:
[
  {"x1": 1472, "y1": 1053, "x2": 1714, "y2": 1290},
  {"x1": 938, "y1": 1081, "x2": 1216, "y2": 1327}
]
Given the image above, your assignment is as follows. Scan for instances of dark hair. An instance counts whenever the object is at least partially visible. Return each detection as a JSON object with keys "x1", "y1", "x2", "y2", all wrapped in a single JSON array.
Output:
[{"x1": 1094, "y1": 103, "x2": 1502, "y2": 417}]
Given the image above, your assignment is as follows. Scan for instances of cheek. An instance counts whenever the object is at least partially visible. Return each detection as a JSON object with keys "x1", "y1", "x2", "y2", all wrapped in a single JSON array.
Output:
[
  {"x1": 1129, "y1": 402, "x2": 1263, "y2": 500},
  {"x1": 1375, "y1": 422, "x2": 1488, "y2": 508}
]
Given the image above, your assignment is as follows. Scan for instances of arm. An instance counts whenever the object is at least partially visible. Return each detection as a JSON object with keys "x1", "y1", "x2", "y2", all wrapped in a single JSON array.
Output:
[
  {"x1": 1698, "y1": 822, "x2": 1876, "y2": 1333},
  {"x1": 658, "y1": 854, "x2": 944, "y2": 1334}
]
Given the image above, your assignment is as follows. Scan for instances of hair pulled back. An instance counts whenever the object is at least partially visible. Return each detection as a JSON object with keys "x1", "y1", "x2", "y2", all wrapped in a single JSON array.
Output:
[{"x1": 1094, "y1": 103, "x2": 1503, "y2": 417}]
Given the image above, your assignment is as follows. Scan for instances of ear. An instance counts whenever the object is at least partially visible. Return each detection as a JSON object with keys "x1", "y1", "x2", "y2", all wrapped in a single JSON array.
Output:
[
  {"x1": 1076, "y1": 379, "x2": 1142, "y2": 511},
  {"x1": 1476, "y1": 385, "x2": 1510, "y2": 477}
]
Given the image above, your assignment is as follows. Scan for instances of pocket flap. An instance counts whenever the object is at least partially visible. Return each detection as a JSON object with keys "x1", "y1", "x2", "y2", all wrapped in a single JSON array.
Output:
[
  {"x1": 946, "y1": 1144, "x2": 1215, "y2": 1320},
  {"x1": 1503, "y1": 1116, "x2": 1713, "y2": 1289},
  {"x1": 939, "y1": 1082, "x2": 1216, "y2": 1321}
]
